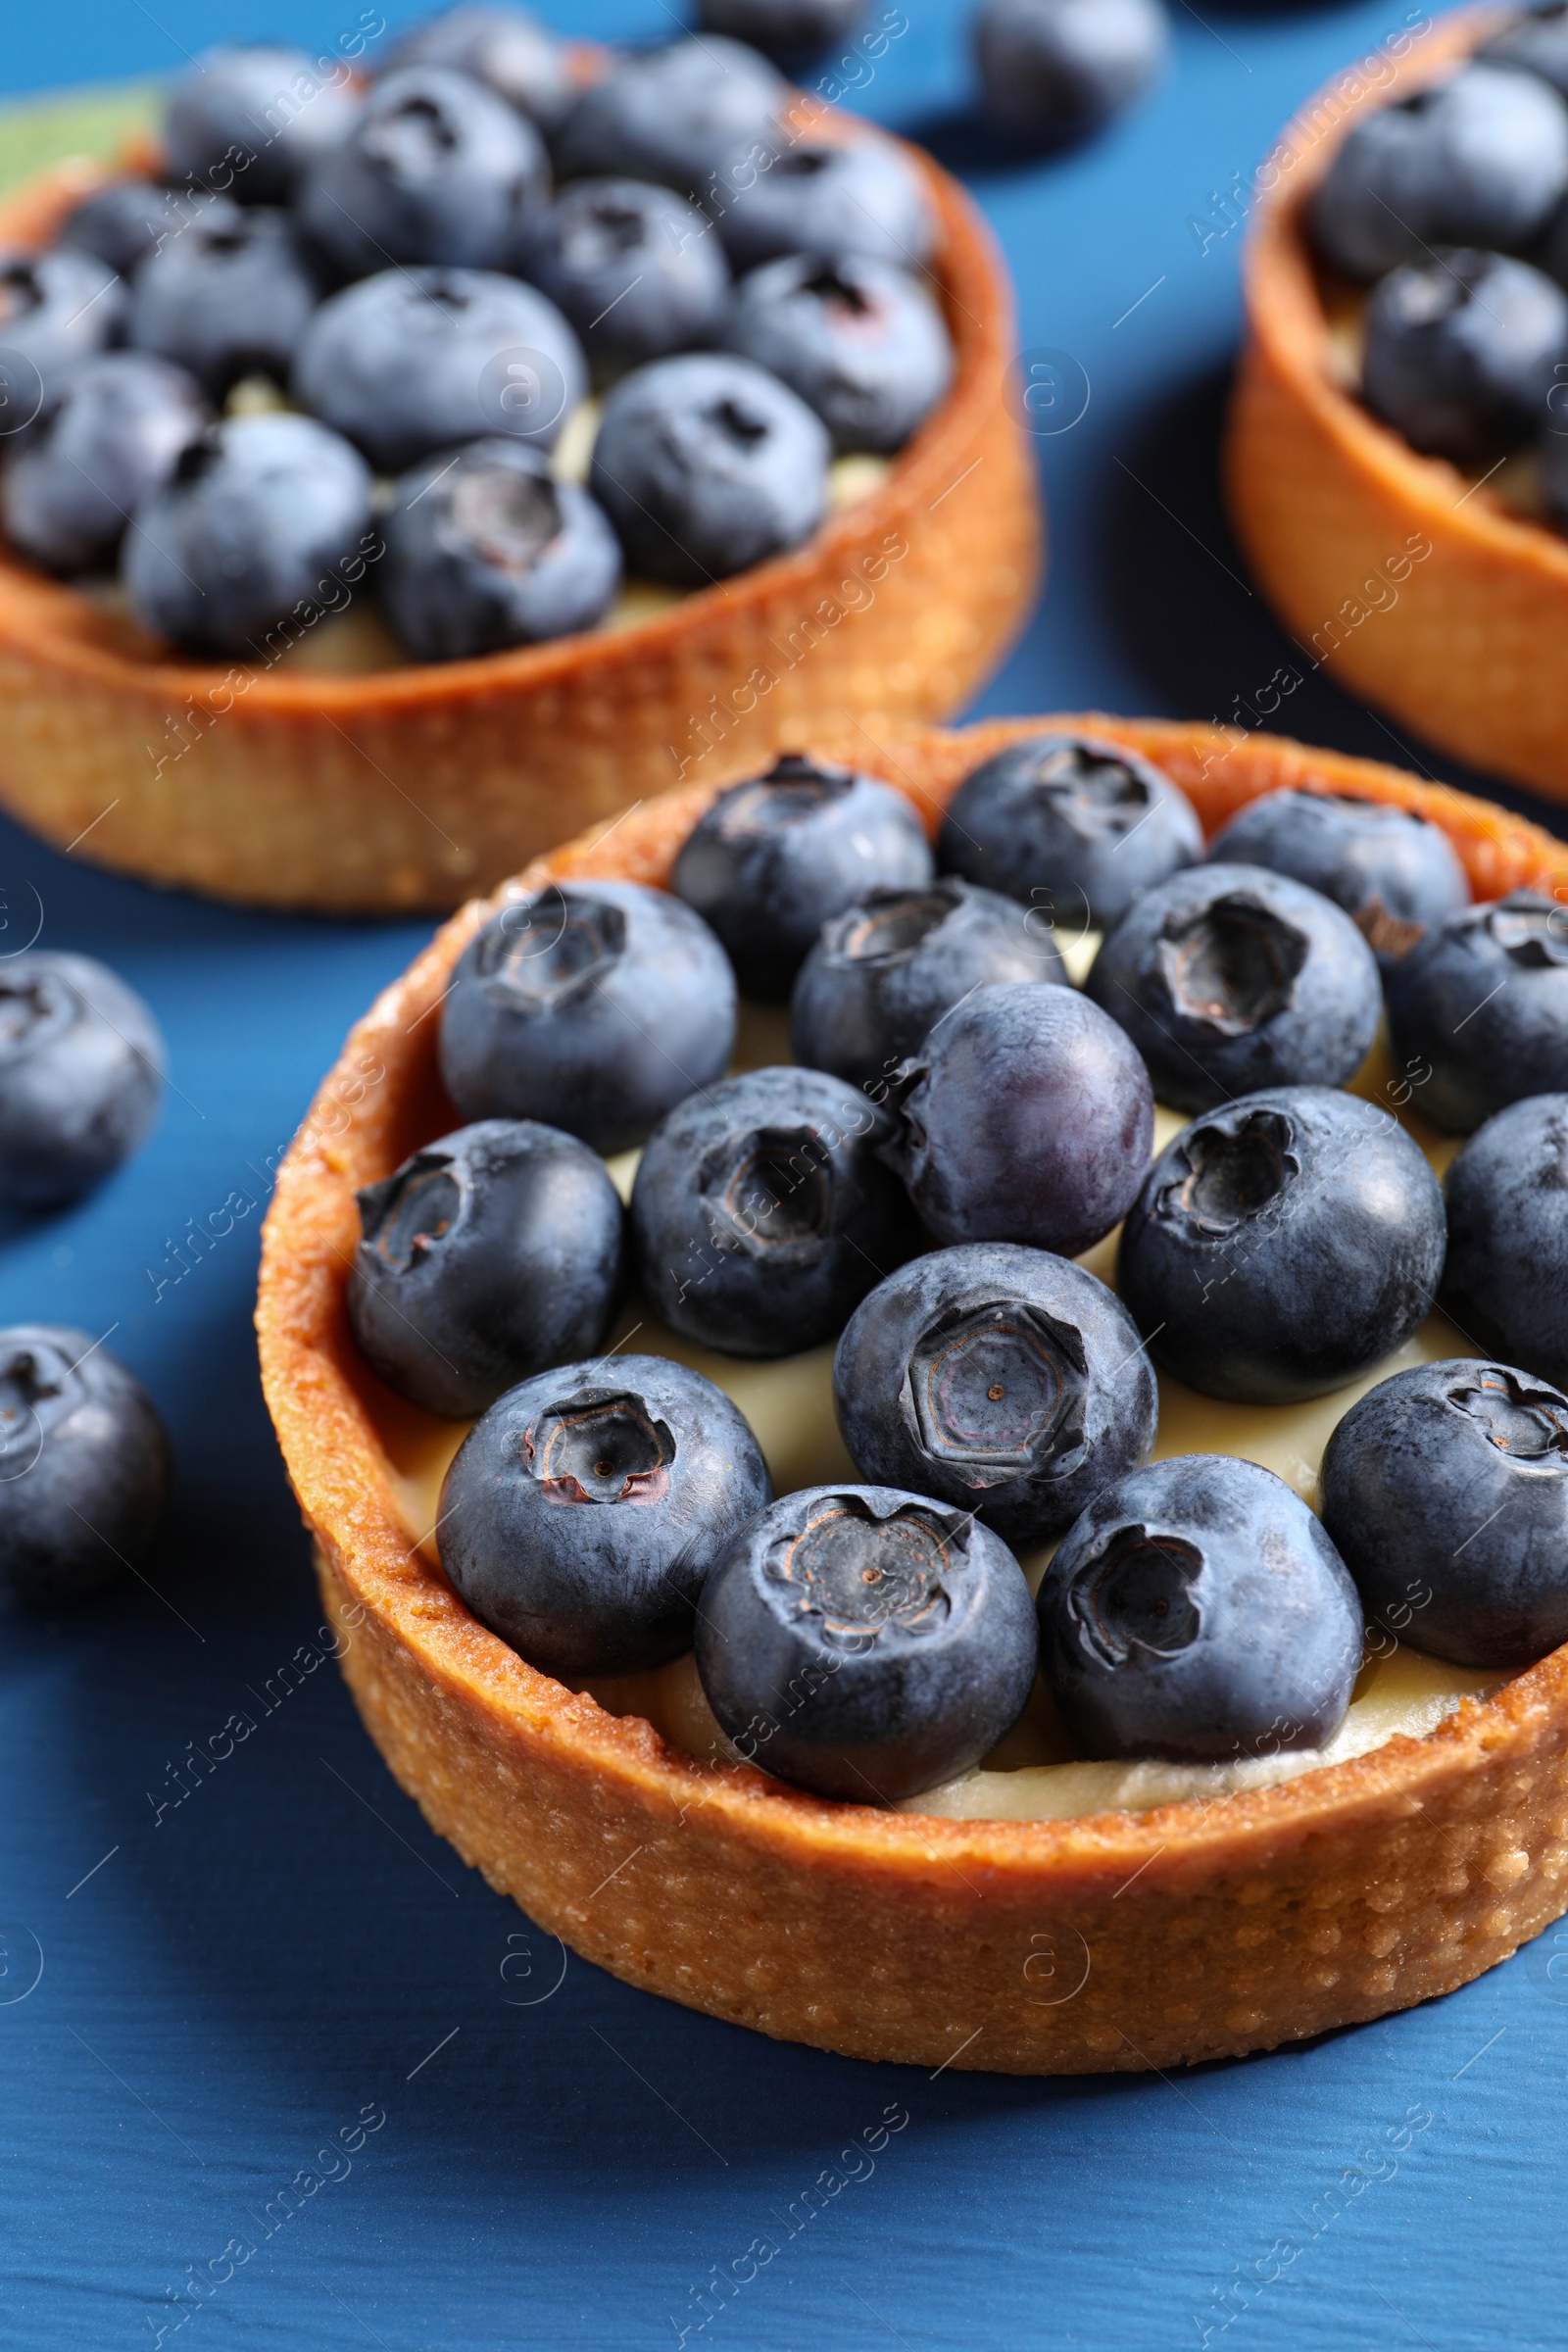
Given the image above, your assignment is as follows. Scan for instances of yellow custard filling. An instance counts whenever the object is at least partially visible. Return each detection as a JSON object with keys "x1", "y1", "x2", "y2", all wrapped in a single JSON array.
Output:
[{"x1": 370, "y1": 958, "x2": 1504, "y2": 1822}]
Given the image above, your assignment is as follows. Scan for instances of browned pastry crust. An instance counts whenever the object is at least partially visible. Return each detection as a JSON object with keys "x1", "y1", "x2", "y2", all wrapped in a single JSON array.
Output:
[
  {"x1": 257, "y1": 713, "x2": 1568, "y2": 2074},
  {"x1": 1223, "y1": 6, "x2": 1568, "y2": 807},
  {"x1": 0, "y1": 121, "x2": 1038, "y2": 912}
]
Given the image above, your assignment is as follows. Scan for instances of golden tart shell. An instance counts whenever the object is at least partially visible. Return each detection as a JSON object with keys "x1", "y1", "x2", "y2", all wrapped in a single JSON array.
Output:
[
  {"x1": 1224, "y1": 5, "x2": 1568, "y2": 806},
  {"x1": 258, "y1": 714, "x2": 1568, "y2": 2074},
  {"x1": 0, "y1": 122, "x2": 1037, "y2": 913}
]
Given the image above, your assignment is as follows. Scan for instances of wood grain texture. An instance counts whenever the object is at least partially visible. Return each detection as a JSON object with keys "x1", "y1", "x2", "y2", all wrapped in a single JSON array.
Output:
[
  {"x1": 257, "y1": 714, "x2": 1568, "y2": 2076},
  {"x1": 0, "y1": 122, "x2": 1039, "y2": 913},
  {"x1": 1224, "y1": 5, "x2": 1568, "y2": 808}
]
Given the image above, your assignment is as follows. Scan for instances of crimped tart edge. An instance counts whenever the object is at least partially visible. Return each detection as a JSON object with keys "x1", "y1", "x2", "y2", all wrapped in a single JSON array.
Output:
[{"x1": 259, "y1": 715, "x2": 1568, "y2": 2072}]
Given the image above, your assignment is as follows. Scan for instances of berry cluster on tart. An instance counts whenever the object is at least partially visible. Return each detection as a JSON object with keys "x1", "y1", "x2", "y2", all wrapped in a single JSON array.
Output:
[
  {"x1": 1229, "y1": 1, "x2": 1568, "y2": 806},
  {"x1": 0, "y1": 11, "x2": 1035, "y2": 909},
  {"x1": 259, "y1": 711, "x2": 1568, "y2": 2074}
]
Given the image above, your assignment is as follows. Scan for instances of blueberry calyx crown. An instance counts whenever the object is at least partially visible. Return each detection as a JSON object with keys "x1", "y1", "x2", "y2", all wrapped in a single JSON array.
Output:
[
  {"x1": 475, "y1": 889, "x2": 625, "y2": 1008},
  {"x1": 363, "y1": 89, "x2": 466, "y2": 174},
  {"x1": 714, "y1": 753, "x2": 858, "y2": 838},
  {"x1": 1068, "y1": 1525, "x2": 1204, "y2": 1667},
  {"x1": 1019, "y1": 738, "x2": 1156, "y2": 839},
  {"x1": 523, "y1": 1389, "x2": 675, "y2": 1505},
  {"x1": 1157, "y1": 892, "x2": 1308, "y2": 1034},
  {"x1": 0, "y1": 970, "x2": 75, "y2": 1066},
  {"x1": 1446, "y1": 1365, "x2": 1568, "y2": 1463},
  {"x1": 796, "y1": 262, "x2": 875, "y2": 316},
  {"x1": 451, "y1": 463, "x2": 562, "y2": 575},
  {"x1": 359, "y1": 1153, "x2": 462, "y2": 1272},
  {"x1": 1481, "y1": 892, "x2": 1568, "y2": 970},
  {"x1": 1154, "y1": 1105, "x2": 1300, "y2": 1239},
  {"x1": 0, "y1": 262, "x2": 43, "y2": 323},
  {"x1": 0, "y1": 1337, "x2": 77, "y2": 1473},
  {"x1": 905, "y1": 1295, "x2": 1089, "y2": 1493},
  {"x1": 763, "y1": 1493, "x2": 962, "y2": 1646},
  {"x1": 821, "y1": 883, "x2": 962, "y2": 969},
  {"x1": 700, "y1": 1123, "x2": 835, "y2": 1256}
]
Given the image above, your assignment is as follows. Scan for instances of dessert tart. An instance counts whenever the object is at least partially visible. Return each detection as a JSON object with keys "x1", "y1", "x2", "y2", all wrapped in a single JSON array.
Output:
[
  {"x1": 1226, "y1": 4, "x2": 1568, "y2": 807},
  {"x1": 0, "y1": 85, "x2": 1034, "y2": 914},
  {"x1": 258, "y1": 711, "x2": 1568, "y2": 2075}
]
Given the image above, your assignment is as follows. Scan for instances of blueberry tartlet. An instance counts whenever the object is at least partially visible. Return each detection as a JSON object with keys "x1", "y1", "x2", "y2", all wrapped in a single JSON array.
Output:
[
  {"x1": 1229, "y1": 3, "x2": 1568, "y2": 808},
  {"x1": 0, "y1": 22, "x2": 1036, "y2": 911},
  {"x1": 261, "y1": 710, "x2": 1568, "y2": 2078}
]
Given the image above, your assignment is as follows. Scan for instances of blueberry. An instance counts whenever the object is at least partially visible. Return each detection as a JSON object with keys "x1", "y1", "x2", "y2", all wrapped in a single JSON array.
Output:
[
  {"x1": 439, "y1": 1353, "x2": 771, "y2": 1678},
  {"x1": 589, "y1": 352, "x2": 829, "y2": 586},
  {"x1": 296, "y1": 65, "x2": 549, "y2": 280},
  {"x1": 164, "y1": 44, "x2": 362, "y2": 206},
  {"x1": 1320, "y1": 1358, "x2": 1568, "y2": 1669},
  {"x1": 938, "y1": 731, "x2": 1203, "y2": 932},
  {"x1": 973, "y1": 0, "x2": 1170, "y2": 149},
  {"x1": 697, "y1": 0, "x2": 868, "y2": 65},
  {"x1": 833, "y1": 1242, "x2": 1157, "y2": 1548},
  {"x1": 127, "y1": 200, "x2": 323, "y2": 398},
  {"x1": 553, "y1": 38, "x2": 786, "y2": 207},
  {"x1": 0, "y1": 248, "x2": 124, "y2": 414},
  {"x1": 1482, "y1": 1, "x2": 1568, "y2": 99},
  {"x1": 696, "y1": 1483, "x2": 1038, "y2": 1801},
  {"x1": 1310, "y1": 64, "x2": 1568, "y2": 281},
  {"x1": 1086, "y1": 864, "x2": 1381, "y2": 1114},
  {"x1": 439, "y1": 881, "x2": 736, "y2": 1154},
  {"x1": 672, "y1": 754, "x2": 933, "y2": 1002},
  {"x1": 713, "y1": 136, "x2": 936, "y2": 276},
  {"x1": 378, "y1": 438, "x2": 621, "y2": 660},
  {"x1": 2, "y1": 353, "x2": 208, "y2": 577},
  {"x1": 0, "y1": 953, "x2": 163, "y2": 1207},
  {"x1": 1205, "y1": 787, "x2": 1470, "y2": 965},
  {"x1": 348, "y1": 1118, "x2": 624, "y2": 1417},
  {"x1": 0, "y1": 1326, "x2": 171, "y2": 1608},
  {"x1": 1384, "y1": 890, "x2": 1568, "y2": 1131},
  {"x1": 514, "y1": 179, "x2": 730, "y2": 381},
  {"x1": 884, "y1": 982, "x2": 1154, "y2": 1256},
  {"x1": 1037, "y1": 1455, "x2": 1362, "y2": 1762},
  {"x1": 630, "y1": 1064, "x2": 920, "y2": 1357},
  {"x1": 122, "y1": 411, "x2": 372, "y2": 658},
  {"x1": 58, "y1": 178, "x2": 210, "y2": 278},
  {"x1": 1360, "y1": 249, "x2": 1568, "y2": 466},
  {"x1": 1440, "y1": 1094, "x2": 1568, "y2": 1384},
  {"x1": 380, "y1": 5, "x2": 574, "y2": 133},
  {"x1": 1117, "y1": 1086, "x2": 1446, "y2": 1404},
  {"x1": 790, "y1": 877, "x2": 1067, "y2": 1092},
  {"x1": 293, "y1": 266, "x2": 585, "y2": 472},
  {"x1": 723, "y1": 256, "x2": 953, "y2": 454}
]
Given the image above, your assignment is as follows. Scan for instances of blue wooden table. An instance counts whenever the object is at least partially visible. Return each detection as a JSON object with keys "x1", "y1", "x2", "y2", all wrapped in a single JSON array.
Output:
[{"x1": 0, "y1": 4, "x2": 1559, "y2": 2345}]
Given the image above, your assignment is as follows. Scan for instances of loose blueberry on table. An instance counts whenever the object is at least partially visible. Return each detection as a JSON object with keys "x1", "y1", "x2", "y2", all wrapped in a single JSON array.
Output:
[
  {"x1": 439, "y1": 1354, "x2": 772, "y2": 1679},
  {"x1": 1086, "y1": 861, "x2": 1382, "y2": 1113},
  {"x1": 696, "y1": 1484, "x2": 1040, "y2": 1801},
  {"x1": 832, "y1": 1243, "x2": 1157, "y2": 1547},
  {"x1": 672, "y1": 753, "x2": 934, "y2": 1002},
  {"x1": 1036, "y1": 1455, "x2": 1363, "y2": 1763},
  {"x1": 0, "y1": 1326, "x2": 171, "y2": 1608},
  {"x1": 972, "y1": 0, "x2": 1170, "y2": 149},
  {"x1": 0, "y1": 952, "x2": 164, "y2": 1207},
  {"x1": 938, "y1": 732, "x2": 1202, "y2": 931}
]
